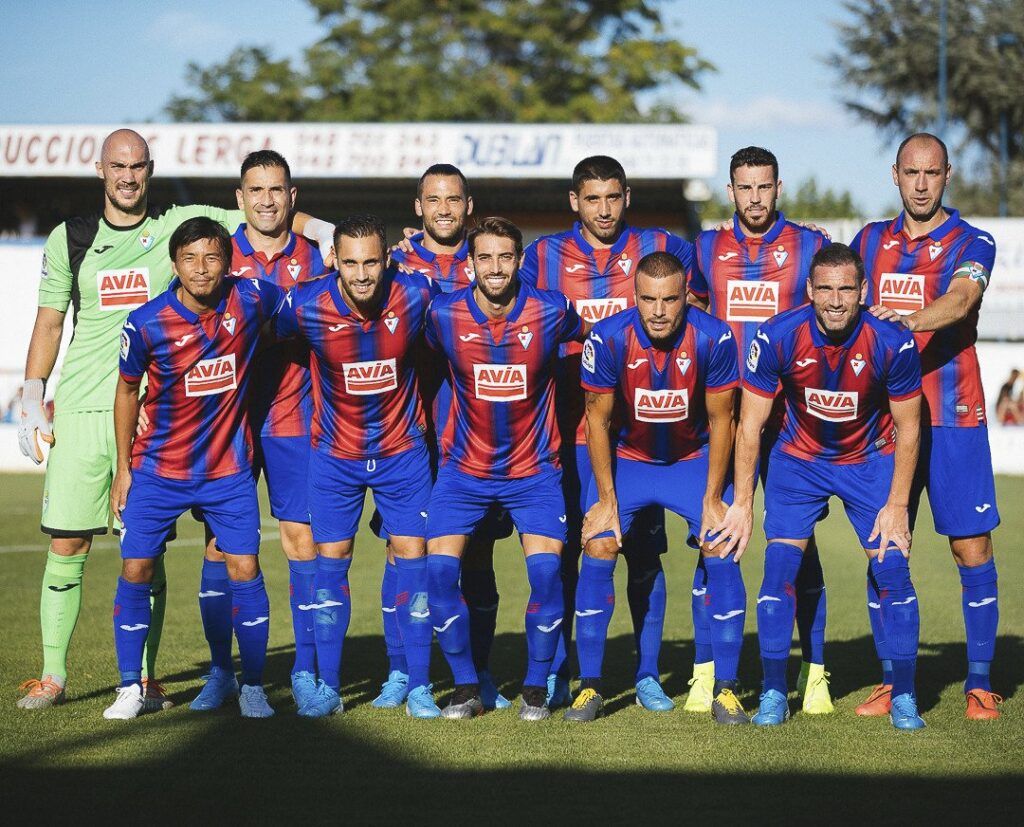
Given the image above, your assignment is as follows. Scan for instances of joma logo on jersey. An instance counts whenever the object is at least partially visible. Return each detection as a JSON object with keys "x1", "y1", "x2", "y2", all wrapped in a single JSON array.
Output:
[
  {"x1": 343, "y1": 358, "x2": 397, "y2": 395},
  {"x1": 726, "y1": 279, "x2": 778, "y2": 322},
  {"x1": 878, "y1": 273, "x2": 925, "y2": 314},
  {"x1": 805, "y1": 388, "x2": 859, "y2": 422},
  {"x1": 97, "y1": 268, "x2": 150, "y2": 311},
  {"x1": 634, "y1": 388, "x2": 689, "y2": 422},
  {"x1": 474, "y1": 364, "x2": 527, "y2": 402},
  {"x1": 185, "y1": 354, "x2": 237, "y2": 397},
  {"x1": 576, "y1": 297, "x2": 627, "y2": 323}
]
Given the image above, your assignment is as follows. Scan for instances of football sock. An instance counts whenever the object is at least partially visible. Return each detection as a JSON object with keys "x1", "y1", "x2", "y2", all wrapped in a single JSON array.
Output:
[
  {"x1": 871, "y1": 554, "x2": 918, "y2": 698},
  {"x1": 230, "y1": 572, "x2": 270, "y2": 688},
  {"x1": 288, "y1": 558, "x2": 318, "y2": 675},
  {"x1": 142, "y1": 554, "x2": 167, "y2": 681},
  {"x1": 866, "y1": 566, "x2": 893, "y2": 684},
  {"x1": 39, "y1": 550, "x2": 87, "y2": 683},
  {"x1": 394, "y1": 556, "x2": 431, "y2": 690},
  {"x1": 313, "y1": 556, "x2": 351, "y2": 691},
  {"x1": 626, "y1": 550, "x2": 666, "y2": 682},
  {"x1": 550, "y1": 548, "x2": 581, "y2": 679},
  {"x1": 574, "y1": 555, "x2": 616, "y2": 680},
  {"x1": 691, "y1": 556, "x2": 713, "y2": 665},
  {"x1": 113, "y1": 577, "x2": 151, "y2": 687},
  {"x1": 461, "y1": 566, "x2": 499, "y2": 673},
  {"x1": 958, "y1": 558, "x2": 998, "y2": 692},
  {"x1": 380, "y1": 560, "x2": 407, "y2": 674},
  {"x1": 757, "y1": 542, "x2": 803, "y2": 693},
  {"x1": 524, "y1": 552, "x2": 563, "y2": 687},
  {"x1": 794, "y1": 539, "x2": 826, "y2": 665},
  {"x1": 427, "y1": 554, "x2": 477, "y2": 684},
  {"x1": 198, "y1": 558, "x2": 233, "y2": 672},
  {"x1": 705, "y1": 554, "x2": 746, "y2": 682}
]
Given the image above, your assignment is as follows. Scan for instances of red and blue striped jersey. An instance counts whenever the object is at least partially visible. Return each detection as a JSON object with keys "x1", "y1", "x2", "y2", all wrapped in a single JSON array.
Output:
[
  {"x1": 119, "y1": 277, "x2": 283, "y2": 480},
  {"x1": 852, "y1": 209, "x2": 995, "y2": 427},
  {"x1": 230, "y1": 225, "x2": 327, "y2": 439},
  {"x1": 521, "y1": 222, "x2": 695, "y2": 446},
  {"x1": 275, "y1": 269, "x2": 440, "y2": 461},
  {"x1": 425, "y1": 281, "x2": 583, "y2": 479},
  {"x1": 743, "y1": 304, "x2": 922, "y2": 465},
  {"x1": 390, "y1": 232, "x2": 474, "y2": 293},
  {"x1": 581, "y1": 306, "x2": 738, "y2": 464}
]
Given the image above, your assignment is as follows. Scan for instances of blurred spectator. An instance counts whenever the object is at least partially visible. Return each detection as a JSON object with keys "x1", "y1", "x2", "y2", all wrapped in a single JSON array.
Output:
[{"x1": 996, "y1": 369, "x2": 1024, "y2": 426}]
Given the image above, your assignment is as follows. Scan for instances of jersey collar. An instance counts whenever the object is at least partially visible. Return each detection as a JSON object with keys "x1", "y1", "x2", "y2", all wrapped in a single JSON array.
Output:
[
  {"x1": 890, "y1": 208, "x2": 961, "y2": 242},
  {"x1": 327, "y1": 268, "x2": 397, "y2": 320},
  {"x1": 632, "y1": 306, "x2": 688, "y2": 352},
  {"x1": 571, "y1": 221, "x2": 633, "y2": 257},
  {"x1": 408, "y1": 231, "x2": 469, "y2": 264},
  {"x1": 167, "y1": 277, "x2": 230, "y2": 324},
  {"x1": 232, "y1": 224, "x2": 298, "y2": 262},
  {"x1": 808, "y1": 304, "x2": 865, "y2": 350},
  {"x1": 732, "y1": 210, "x2": 787, "y2": 245},
  {"x1": 466, "y1": 278, "x2": 528, "y2": 326}
]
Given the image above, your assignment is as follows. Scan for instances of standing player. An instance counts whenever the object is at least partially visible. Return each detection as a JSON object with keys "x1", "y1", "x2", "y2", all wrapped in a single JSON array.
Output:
[
  {"x1": 425, "y1": 217, "x2": 585, "y2": 721},
  {"x1": 16, "y1": 129, "x2": 334, "y2": 711},
  {"x1": 688, "y1": 146, "x2": 833, "y2": 716},
  {"x1": 107, "y1": 217, "x2": 282, "y2": 720},
  {"x1": 188, "y1": 150, "x2": 328, "y2": 712},
  {"x1": 521, "y1": 155, "x2": 691, "y2": 711},
  {"x1": 716, "y1": 244, "x2": 926, "y2": 730},
  {"x1": 275, "y1": 216, "x2": 440, "y2": 719},
  {"x1": 567, "y1": 252, "x2": 744, "y2": 724},
  {"x1": 852, "y1": 133, "x2": 1002, "y2": 720}
]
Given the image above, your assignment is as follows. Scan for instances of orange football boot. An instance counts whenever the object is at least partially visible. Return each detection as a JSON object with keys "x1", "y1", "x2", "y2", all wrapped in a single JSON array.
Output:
[
  {"x1": 855, "y1": 683, "x2": 892, "y2": 716},
  {"x1": 965, "y1": 690, "x2": 1002, "y2": 720}
]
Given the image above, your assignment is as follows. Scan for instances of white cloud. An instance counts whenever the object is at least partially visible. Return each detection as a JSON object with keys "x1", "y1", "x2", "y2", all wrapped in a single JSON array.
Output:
[
  {"x1": 145, "y1": 11, "x2": 233, "y2": 51},
  {"x1": 698, "y1": 96, "x2": 847, "y2": 130}
]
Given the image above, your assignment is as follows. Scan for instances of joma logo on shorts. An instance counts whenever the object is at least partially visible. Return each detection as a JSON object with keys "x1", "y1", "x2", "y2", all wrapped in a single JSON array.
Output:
[
  {"x1": 185, "y1": 355, "x2": 237, "y2": 397},
  {"x1": 634, "y1": 388, "x2": 689, "y2": 422},
  {"x1": 344, "y1": 358, "x2": 397, "y2": 395},
  {"x1": 804, "y1": 388, "x2": 858, "y2": 422},
  {"x1": 726, "y1": 280, "x2": 778, "y2": 322},
  {"x1": 474, "y1": 364, "x2": 527, "y2": 401}
]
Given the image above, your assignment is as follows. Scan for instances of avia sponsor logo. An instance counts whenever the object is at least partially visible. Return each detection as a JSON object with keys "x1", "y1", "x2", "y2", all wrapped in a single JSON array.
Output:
[
  {"x1": 878, "y1": 273, "x2": 925, "y2": 315},
  {"x1": 474, "y1": 363, "x2": 527, "y2": 402},
  {"x1": 576, "y1": 297, "x2": 627, "y2": 323},
  {"x1": 185, "y1": 354, "x2": 238, "y2": 397},
  {"x1": 343, "y1": 358, "x2": 398, "y2": 395},
  {"x1": 634, "y1": 387, "x2": 689, "y2": 422},
  {"x1": 97, "y1": 268, "x2": 150, "y2": 310},
  {"x1": 726, "y1": 279, "x2": 778, "y2": 322},
  {"x1": 804, "y1": 387, "x2": 859, "y2": 422}
]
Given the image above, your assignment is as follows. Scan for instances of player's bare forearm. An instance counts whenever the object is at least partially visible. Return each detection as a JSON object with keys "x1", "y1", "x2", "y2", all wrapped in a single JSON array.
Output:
[
  {"x1": 887, "y1": 395, "x2": 921, "y2": 508},
  {"x1": 732, "y1": 389, "x2": 772, "y2": 506},
  {"x1": 703, "y1": 388, "x2": 736, "y2": 503},
  {"x1": 24, "y1": 306, "x2": 66, "y2": 380},
  {"x1": 904, "y1": 278, "x2": 981, "y2": 333},
  {"x1": 585, "y1": 391, "x2": 616, "y2": 500},
  {"x1": 687, "y1": 292, "x2": 709, "y2": 312},
  {"x1": 113, "y1": 378, "x2": 141, "y2": 473}
]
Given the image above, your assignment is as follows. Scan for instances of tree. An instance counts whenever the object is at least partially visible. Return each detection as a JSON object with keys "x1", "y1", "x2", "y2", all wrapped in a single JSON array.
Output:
[
  {"x1": 699, "y1": 177, "x2": 862, "y2": 223},
  {"x1": 166, "y1": 0, "x2": 712, "y2": 124}
]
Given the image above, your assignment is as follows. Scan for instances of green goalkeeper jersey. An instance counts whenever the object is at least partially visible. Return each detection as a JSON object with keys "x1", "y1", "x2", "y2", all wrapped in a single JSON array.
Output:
[{"x1": 37, "y1": 204, "x2": 245, "y2": 414}]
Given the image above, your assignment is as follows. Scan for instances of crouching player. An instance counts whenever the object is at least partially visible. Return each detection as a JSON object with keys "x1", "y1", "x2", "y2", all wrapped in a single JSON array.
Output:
[
  {"x1": 716, "y1": 244, "x2": 927, "y2": 730},
  {"x1": 107, "y1": 217, "x2": 283, "y2": 720},
  {"x1": 568, "y1": 251, "x2": 745, "y2": 723}
]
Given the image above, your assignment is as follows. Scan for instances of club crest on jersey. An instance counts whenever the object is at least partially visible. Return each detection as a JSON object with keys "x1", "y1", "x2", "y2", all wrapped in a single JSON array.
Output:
[
  {"x1": 185, "y1": 354, "x2": 237, "y2": 397},
  {"x1": 850, "y1": 352, "x2": 866, "y2": 376},
  {"x1": 518, "y1": 325, "x2": 533, "y2": 350},
  {"x1": 222, "y1": 313, "x2": 236, "y2": 335},
  {"x1": 97, "y1": 268, "x2": 150, "y2": 311},
  {"x1": 726, "y1": 279, "x2": 778, "y2": 322},
  {"x1": 474, "y1": 363, "x2": 527, "y2": 402},
  {"x1": 676, "y1": 352, "x2": 691, "y2": 375},
  {"x1": 384, "y1": 311, "x2": 399, "y2": 334},
  {"x1": 343, "y1": 358, "x2": 398, "y2": 395},
  {"x1": 805, "y1": 388, "x2": 858, "y2": 422},
  {"x1": 772, "y1": 246, "x2": 788, "y2": 268},
  {"x1": 634, "y1": 388, "x2": 689, "y2": 422},
  {"x1": 287, "y1": 258, "x2": 301, "y2": 280},
  {"x1": 576, "y1": 297, "x2": 627, "y2": 324},
  {"x1": 878, "y1": 273, "x2": 925, "y2": 315},
  {"x1": 617, "y1": 255, "x2": 633, "y2": 276},
  {"x1": 928, "y1": 242, "x2": 943, "y2": 261},
  {"x1": 139, "y1": 231, "x2": 155, "y2": 250}
]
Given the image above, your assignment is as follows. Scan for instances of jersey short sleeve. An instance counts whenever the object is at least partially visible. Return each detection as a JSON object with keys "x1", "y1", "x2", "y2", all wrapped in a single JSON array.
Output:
[
  {"x1": 519, "y1": 242, "x2": 539, "y2": 286},
  {"x1": 168, "y1": 204, "x2": 246, "y2": 233},
  {"x1": 742, "y1": 327, "x2": 780, "y2": 397},
  {"x1": 665, "y1": 232, "x2": 697, "y2": 279},
  {"x1": 555, "y1": 293, "x2": 584, "y2": 343},
  {"x1": 580, "y1": 329, "x2": 616, "y2": 391},
  {"x1": 707, "y1": 327, "x2": 740, "y2": 391},
  {"x1": 887, "y1": 330, "x2": 923, "y2": 401},
  {"x1": 118, "y1": 315, "x2": 149, "y2": 383},
  {"x1": 273, "y1": 288, "x2": 301, "y2": 339},
  {"x1": 37, "y1": 225, "x2": 73, "y2": 312},
  {"x1": 424, "y1": 302, "x2": 443, "y2": 351},
  {"x1": 951, "y1": 233, "x2": 996, "y2": 293}
]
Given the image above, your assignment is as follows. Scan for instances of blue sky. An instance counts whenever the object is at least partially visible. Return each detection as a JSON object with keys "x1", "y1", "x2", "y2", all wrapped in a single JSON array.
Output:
[{"x1": 1, "y1": 0, "x2": 908, "y2": 214}]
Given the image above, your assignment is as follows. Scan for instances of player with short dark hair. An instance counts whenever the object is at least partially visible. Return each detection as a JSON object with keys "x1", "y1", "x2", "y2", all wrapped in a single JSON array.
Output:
[
  {"x1": 105, "y1": 217, "x2": 284, "y2": 720},
  {"x1": 852, "y1": 133, "x2": 1003, "y2": 720},
  {"x1": 716, "y1": 244, "x2": 927, "y2": 730}
]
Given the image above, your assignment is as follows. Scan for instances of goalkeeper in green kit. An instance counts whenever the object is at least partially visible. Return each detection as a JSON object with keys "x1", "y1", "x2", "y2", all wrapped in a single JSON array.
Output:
[{"x1": 16, "y1": 129, "x2": 335, "y2": 710}]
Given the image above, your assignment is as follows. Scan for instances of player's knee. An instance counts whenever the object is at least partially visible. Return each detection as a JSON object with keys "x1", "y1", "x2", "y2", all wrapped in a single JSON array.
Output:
[
  {"x1": 390, "y1": 535, "x2": 426, "y2": 560},
  {"x1": 121, "y1": 557, "x2": 156, "y2": 584},
  {"x1": 584, "y1": 539, "x2": 618, "y2": 561},
  {"x1": 50, "y1": 535, "x2": 91, "y2": 556},
  {"x1": 316, "y1": 539, "x2": 354, "y2": 559},
  {"x1": 279, "y1": 521, "x2": 315, "y2": 561},
  {"x1": 950, "y1": 534, "x2": 993, "y2": 567},
  {"x1": 204, "y1": 543, "x2": 226, "y2": 563},
  {"x1": 224, "y1": 554, "x2": 260, "y2": 582}
]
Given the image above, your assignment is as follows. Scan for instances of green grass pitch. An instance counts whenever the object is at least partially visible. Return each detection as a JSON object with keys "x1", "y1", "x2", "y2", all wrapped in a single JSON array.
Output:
[{"x1": 1, "y1": 472, "x2": 1020, "y2": 820}]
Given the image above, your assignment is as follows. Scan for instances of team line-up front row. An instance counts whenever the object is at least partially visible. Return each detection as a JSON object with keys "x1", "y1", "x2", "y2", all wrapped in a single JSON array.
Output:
[{"x1": 16, "y1": 130, "x2": 1003, "y2": 730}]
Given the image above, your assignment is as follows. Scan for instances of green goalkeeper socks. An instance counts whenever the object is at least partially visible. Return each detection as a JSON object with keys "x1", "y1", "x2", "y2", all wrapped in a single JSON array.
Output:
[
  {"x1": 142, "y1": 554, "x2": 167, "y2": 680},
  {"x1": 39, "y1": 550, "x2": 88, "y2": 683}
]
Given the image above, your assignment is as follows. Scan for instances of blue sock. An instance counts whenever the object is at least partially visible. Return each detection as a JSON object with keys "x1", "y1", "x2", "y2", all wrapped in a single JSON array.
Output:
[
  {"x1": 524, "y1": 553, "x2": 564, "y2": 687},
  {"x1": 794, "y1": 540, "x2": 826, "y2": 665},
  {"x1": 574, "y1": 555, "x2": 616, "y2": 681},
  {"x1": 705, "y1": 554, "x2": 746, "y2": 682},
  {"x1": 550, "y1": 549, "x2": 580, "y2": 679},
  {"x1": 427, "y1": 555, "x2": 477, "y2": 685},
  {"x1": 958, "y1": 558, "x2": 998, "y2": 692},
  {"x1": 113, "y1": 578, "x2": 151, "y2": 687},
  {"x1": 198, "y1": 558, "x2": 233, "y2": 672},
  {"x1": 461, "y1": 566, "x2": 499, "y2": 673},
  {"x1": 313, "y1": 556, "x2": 352, "y2": 691},
  {"x1": 871, "y1": 554, "x2": 919, "y2": 698},
  {"x1": 394, "y1": 556, "x2": 431, "y2": 690},
  {"x1": 866, "y1": 567, "x2": 894, "y2": 683},
  {"x1": 381, "y1": 560, "x2": 407, "y2": 674},
  {"x1": 288, "y1": 559, "x2": 317, "y2": 675},
  {"x1": 626, "y1": 551, "x2": 666, "y2": 682},
  {"x1": 229, "y1": 572, "x2": 270, "y2": 688},
  {"x1": 691, "y1": 557, "x2": 713, "y2": 665},
  {"x1": 757, "y1": 542, "x2": 803, "y2": 693}
]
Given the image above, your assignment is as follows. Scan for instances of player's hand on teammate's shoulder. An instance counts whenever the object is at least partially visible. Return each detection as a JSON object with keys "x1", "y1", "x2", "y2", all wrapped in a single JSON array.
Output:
[
  {"x1": 868, "y1": 303, "x2": 910, "y2": 327},
  {"x1": 792, "y1": 220, "x2": 830, "y2": 239},
  {"x1": 582, "y1": 496, "x2": 621, "y2": 547}
]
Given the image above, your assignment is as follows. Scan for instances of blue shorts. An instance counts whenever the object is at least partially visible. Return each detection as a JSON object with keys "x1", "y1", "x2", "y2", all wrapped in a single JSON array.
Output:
[
  {"x1": 254, "y1": 434, "x2": 311, "y2": 524},
  {"x1": 763, "y1": 449, "x2": 896, "y2": 550},
  {"x1": 585, "y1": 450, "x2": 732, "y2": 549},
  {"x1": 912, "y1": 424, "x2": 1000, "y2": 537},
  {"x1": 309, "y1": 442, "x2": 432, "y2": 544},
  {"x1": 121, "y1": 469, "x2": 261, "y2": 558},
  {"x1": 427, "y1": 463, "x2": 567, "y2": 542}
]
